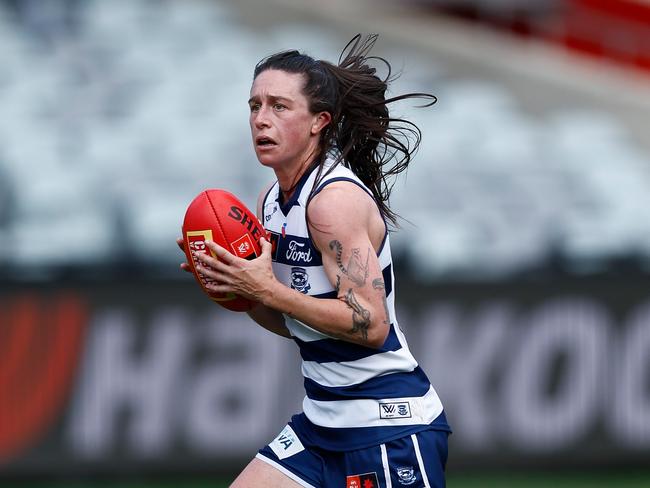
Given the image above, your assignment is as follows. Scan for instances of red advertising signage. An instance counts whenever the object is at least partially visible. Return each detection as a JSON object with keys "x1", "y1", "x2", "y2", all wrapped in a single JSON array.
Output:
[{"x1": 1, "y1": 277, "x2": 649, "y2": 478}]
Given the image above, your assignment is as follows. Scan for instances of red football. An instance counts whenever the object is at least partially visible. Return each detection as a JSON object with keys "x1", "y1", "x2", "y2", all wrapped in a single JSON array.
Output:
[{"x1": 182, "y1": 189, "x2": 266, "y2": 312}]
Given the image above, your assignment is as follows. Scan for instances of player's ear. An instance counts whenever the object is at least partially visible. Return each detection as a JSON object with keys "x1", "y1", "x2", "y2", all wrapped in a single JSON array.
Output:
[{"x1": 311, "y1": 111, "x2": 331, "y2": 135}]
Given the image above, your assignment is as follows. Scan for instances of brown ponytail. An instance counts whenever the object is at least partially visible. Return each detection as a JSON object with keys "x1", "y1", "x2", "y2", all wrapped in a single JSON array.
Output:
[{"x1": 253, "y1": 34, "x2": 436, "y2": 227}]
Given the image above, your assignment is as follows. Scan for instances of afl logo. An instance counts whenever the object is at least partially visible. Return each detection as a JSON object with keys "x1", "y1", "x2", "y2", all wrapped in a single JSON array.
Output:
[
  {"x1": 0, "y1": 293, "x2": 87, "y2": 464},
  {"x1": 290, "y1": 267, "x2": 311, "y2": 294}
]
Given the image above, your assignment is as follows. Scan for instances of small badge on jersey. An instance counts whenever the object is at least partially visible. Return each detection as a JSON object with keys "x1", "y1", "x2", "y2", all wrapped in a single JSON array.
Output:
[
  {"x1": 264, "y1": 202, "x2": 278, "y2": 222},
  {"x1": 379, "y1": 401, "x2": 412, "y2": 419},
  {"x1": 346, "y1": 472, "x2": 379, "y2": 488},
  {"x1": 396, "y1": 466, "x2": 417, "y2": 485},
  {"x1": 290, "y1": 267, "x2": 311, "y2": 294},
  {"x1": 269, "y1": 424, "x2": 304, "y2": 460}
]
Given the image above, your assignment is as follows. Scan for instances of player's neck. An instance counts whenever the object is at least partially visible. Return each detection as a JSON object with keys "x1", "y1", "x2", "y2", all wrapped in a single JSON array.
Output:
[
  {"x1": 277, "y1": 165, "x2": 306, "y2": 202},
  {"x1": 276, "y1": 150, "x2": 318, "y2": 201}
]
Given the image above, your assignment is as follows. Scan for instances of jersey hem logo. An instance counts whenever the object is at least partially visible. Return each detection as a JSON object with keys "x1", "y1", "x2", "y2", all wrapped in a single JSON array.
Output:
[{"x1": 379, "y1": 401, "x2": 412, "y2": 419}]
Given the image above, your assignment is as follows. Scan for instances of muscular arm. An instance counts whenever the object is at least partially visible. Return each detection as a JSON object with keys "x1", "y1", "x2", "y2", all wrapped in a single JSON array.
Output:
[
  {"x1": 195, "y1": 182, "x2": 390, "y2": 348},
  {"x1": 262, "y1": 183, "x2": 390, "y2": 347}
]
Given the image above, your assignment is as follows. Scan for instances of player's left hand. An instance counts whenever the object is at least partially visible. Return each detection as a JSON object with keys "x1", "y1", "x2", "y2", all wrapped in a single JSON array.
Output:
[{"x1": 194, "y1": 237, "x2": 277, "y2": 303}]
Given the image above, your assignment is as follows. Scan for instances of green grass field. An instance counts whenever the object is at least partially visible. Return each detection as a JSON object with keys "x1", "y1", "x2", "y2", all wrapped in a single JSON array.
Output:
[{"x1": 13, "y1": 471, "x2": 650, "y2": 488}]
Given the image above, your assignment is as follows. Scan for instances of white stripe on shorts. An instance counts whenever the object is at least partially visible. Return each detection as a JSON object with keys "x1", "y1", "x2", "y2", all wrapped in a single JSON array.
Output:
[
  {"x1": 380, "y1": 443, "x2": 392, "y2": 488},
  {"x1": 411, "y1": 433, "x2": 430, "y2": 488},
  {"x1": 302, "y1": 385, "x2": 443, "y2": 428},
  {"x1": 255, "y1": 453, "x2": 317, "y2": 488}
]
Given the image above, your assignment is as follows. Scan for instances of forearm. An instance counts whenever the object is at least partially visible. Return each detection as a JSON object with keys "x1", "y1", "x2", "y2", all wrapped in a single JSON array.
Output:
[
  {"x1": 194, "y1": 233, "x2": 388, "y2": 347},
  {"x1": 262, "y1": 282, "x2": 387, "y2": 348},
  {"x1": 246, "y1": 302, "x2": 291, "y2": 338}
]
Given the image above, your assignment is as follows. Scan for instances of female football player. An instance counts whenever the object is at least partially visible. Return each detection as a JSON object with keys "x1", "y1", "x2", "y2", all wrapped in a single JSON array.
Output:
[{"x1": 179, "y1": 34, "x2": 451, "y2": 487}]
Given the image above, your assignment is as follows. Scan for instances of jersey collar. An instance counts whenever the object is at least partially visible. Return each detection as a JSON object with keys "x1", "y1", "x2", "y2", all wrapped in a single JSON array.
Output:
[{"x1": 276, "y1": 162, "x2": 319, "y2": 216}]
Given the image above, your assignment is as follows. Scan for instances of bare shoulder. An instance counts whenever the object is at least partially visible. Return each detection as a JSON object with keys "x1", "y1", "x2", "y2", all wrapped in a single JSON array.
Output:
[
  {"x1": 308, "y1": 181, "x2": 375, "y2": 226},
  {"x1": 307, "y1": 181, "x2": 385, "y2": 252}
]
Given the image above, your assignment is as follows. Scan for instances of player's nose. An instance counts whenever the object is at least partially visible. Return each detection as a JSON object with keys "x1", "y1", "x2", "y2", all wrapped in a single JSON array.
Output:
[{"x1": 253, "y1": 106, "x2": 271, "y2": 129}]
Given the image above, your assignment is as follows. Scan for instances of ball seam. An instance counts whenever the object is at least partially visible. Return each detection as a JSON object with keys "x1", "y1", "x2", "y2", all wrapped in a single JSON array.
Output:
[{"x1": 205, "y1": 190, "x2": 229, "y2": 249}]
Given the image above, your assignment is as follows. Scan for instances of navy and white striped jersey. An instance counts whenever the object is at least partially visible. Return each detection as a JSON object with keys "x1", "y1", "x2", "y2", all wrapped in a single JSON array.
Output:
[{"x1": 261, "y1": 160, "x2": 450, "y2": 451}]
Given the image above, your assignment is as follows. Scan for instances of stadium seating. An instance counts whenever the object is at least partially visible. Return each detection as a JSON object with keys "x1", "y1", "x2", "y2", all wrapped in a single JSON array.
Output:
[{"x1": 1, "y1": 0, "x2": 648, "y2": 281}]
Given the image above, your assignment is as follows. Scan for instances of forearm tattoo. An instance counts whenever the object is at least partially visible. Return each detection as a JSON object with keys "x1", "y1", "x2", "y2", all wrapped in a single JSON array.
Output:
[
  {"x1": 342, "y1": 288, "x2": 371, "y2": 340},
  {"x1": 329, "y1": 240, "x2": 370, "y2": 287}
]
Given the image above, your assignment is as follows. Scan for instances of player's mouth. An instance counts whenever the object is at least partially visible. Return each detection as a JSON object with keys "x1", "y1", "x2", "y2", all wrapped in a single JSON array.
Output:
[{"x1": 256, "y1": 136, "x2": 278, "y2": 149}]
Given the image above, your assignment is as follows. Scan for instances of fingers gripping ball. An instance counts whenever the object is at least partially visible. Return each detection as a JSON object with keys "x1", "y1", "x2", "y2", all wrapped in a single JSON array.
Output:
[{"x1": 182, "y1": 189, "x2": 267, "y2": 311}]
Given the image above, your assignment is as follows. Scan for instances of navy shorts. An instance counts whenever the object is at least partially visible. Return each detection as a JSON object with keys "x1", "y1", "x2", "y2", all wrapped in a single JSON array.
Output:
[{"x1": 257, "y1": 423, "x2": 449, "y2": 487}]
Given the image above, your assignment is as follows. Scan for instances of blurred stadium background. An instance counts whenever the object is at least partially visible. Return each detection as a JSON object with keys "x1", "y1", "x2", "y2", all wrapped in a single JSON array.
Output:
[{"x1": 1, "y1": 0, "x2": 650, "y2": 486}]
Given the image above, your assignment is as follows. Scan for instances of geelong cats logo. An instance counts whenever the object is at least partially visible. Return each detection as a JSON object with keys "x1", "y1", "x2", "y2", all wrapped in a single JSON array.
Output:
[
  {"x1": 396, "y1": 466, "x2": 416, "y2": 485},
  {"x1": 290, "y1": 267, "x2": 311, "y2": 294}
]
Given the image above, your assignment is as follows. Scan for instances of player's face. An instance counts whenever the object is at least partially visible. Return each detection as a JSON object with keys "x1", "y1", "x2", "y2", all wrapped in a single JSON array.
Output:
[{"x1": 248, "y1": 69, "x2": 324, "y2": 171}]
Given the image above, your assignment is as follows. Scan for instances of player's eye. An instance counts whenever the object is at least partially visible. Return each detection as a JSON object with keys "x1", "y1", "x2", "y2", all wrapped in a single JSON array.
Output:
[
  {"x1": 249, "y1": 103, "x2": 261, "y2": 112},
  {"x1": 273, "y1": 103, "x2": 286, "y2": 111}
]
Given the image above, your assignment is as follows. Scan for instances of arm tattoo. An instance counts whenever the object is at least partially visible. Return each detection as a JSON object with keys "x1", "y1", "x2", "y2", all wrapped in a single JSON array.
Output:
[
  {"x1": 372, "y1": 278, "x2": 390, "y2": 325},
  {"x1": 342, "y1": 288, "x2": 371, "y2": 340},
  {"x1": 335, "y1": 275, "x2": 341, "y2": 294},
  {"x1": 330, "y1": 240, "x2": 345, "y2": 273},
  {"x1": 329, "y1": 240, "x2": 370, "y2": 287}
]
